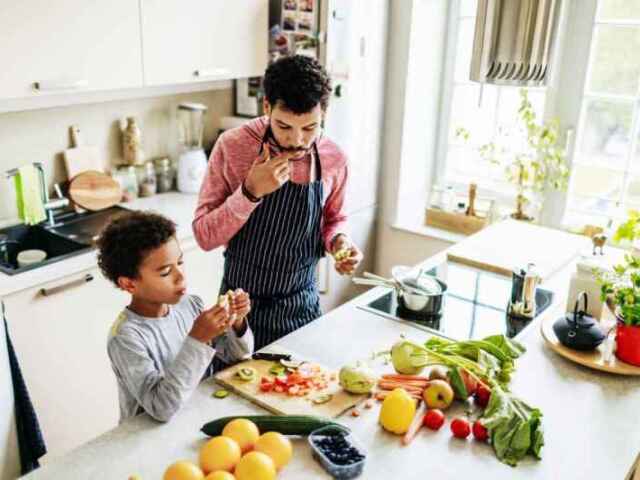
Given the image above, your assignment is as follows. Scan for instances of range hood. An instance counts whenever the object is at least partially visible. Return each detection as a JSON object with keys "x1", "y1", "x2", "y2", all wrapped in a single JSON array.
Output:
[{"x1": 470, "y1": 0, "x2": 561, "y2": 86}]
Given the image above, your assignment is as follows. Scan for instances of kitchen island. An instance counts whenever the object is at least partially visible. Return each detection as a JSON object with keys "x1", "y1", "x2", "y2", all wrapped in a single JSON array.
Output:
[{"x1": 21, "y1": 227, "x2": 640, "y2": 480}]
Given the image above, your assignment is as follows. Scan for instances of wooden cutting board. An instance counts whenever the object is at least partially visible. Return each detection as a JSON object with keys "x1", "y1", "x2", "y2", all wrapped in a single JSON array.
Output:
[
  {"x1": 215, "y1": 350, "x2": 367, "y2": 418},
  {"x1": 446, "y1": 219, "x2": 590, "y2": 281},
  {"x1": 68, "y1": 171, "x2": 122, "y2": 211},
  {"x1": 541, "y1": 312, "x2": 640, "y2": 376},
  {"x1": 63, "y1": 125, "x2": 102, "y2": 180}
]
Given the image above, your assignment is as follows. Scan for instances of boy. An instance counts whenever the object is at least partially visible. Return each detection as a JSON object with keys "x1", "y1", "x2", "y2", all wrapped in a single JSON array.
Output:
[{"x1": 97, "y1": 211, "x2": 253, "y2": 423}]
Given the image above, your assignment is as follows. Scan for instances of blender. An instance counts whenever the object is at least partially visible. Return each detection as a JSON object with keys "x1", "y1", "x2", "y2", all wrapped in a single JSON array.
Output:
[{"x1": 176, "y1": 102, "x2": 208, "y2": 193}]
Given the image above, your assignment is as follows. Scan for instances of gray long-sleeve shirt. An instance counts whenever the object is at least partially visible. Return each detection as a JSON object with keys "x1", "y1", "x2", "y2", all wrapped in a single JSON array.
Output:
[{"x1": 107, "y1": 294, "x2": 253, "y2": 423}]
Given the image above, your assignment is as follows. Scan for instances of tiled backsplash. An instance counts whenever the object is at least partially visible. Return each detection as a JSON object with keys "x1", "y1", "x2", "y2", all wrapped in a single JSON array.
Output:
[{"x1": 0, "y1": 88, "x2": 233, "y2": 222}]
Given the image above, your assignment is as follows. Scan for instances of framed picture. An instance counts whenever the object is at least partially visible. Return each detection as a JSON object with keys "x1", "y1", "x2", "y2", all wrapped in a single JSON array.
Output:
[{"x1": 234, "y1": 77, "x2": 264, "y2": 118}]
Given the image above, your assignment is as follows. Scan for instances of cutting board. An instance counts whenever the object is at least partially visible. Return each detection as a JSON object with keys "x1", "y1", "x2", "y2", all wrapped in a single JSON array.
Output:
[
  {"x1": 541, "y1": 313, "x2": 640, "y2": 376},
  {"x1": 215, "y1": 350, "x2": 367, "y2": 418},
  {"x1": 446, "y1": 219, "x2": 589, "y2": 281},
  {"x1": 68, "y1": 171, "x2": 122, "y2": 211},
  {"x1": 63, "y1": 125, "x2": 102, "y2": 180}
]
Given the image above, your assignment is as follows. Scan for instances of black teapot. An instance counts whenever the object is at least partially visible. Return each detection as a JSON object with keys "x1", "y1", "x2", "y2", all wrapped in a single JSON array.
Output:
[{"x1": 553, "y1": 292, "x2": 606, "y2": 351}]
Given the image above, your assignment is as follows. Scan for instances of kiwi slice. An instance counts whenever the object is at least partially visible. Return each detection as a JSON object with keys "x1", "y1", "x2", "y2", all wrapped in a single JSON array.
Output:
[{"x1": 236, "y1": 367, "x2": 257, "y2": 382}]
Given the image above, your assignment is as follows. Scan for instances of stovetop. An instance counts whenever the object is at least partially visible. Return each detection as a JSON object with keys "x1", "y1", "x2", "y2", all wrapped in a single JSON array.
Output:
[{"x1": 359, "y1": 261, "x2": 554, "y2": 341}]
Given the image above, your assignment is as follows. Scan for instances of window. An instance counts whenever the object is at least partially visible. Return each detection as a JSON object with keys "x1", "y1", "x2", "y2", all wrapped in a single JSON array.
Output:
[
  {"x1": 563, "y1": 0, "x2": 640, "y2": 230},
  {"x1": 435, "y1": 0, "x2": 546, "y2": 206},
  {"x1": 433, "y1": 0, "x2": 640, "y2": 232}
]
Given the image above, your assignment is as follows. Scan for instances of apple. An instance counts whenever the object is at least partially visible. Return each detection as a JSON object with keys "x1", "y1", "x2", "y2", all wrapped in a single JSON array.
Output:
[
  {"x1": 422, "y1": 379, "x2": 454, "y2": 410},
  {"x1": 428, "y1": 366, "x2": 449, "y2": 382},
  {"x1": 423, "y1": 409, "x2": 446, "y2": 431}
]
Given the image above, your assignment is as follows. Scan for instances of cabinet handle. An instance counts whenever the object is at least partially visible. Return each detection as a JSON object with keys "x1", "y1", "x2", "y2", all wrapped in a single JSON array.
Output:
[
  {"x1": 193, "y1": 68, "x2": 230, "y2": 79},
  {"x1": 33, "y1": 79, "x2": 89, "y2": 92},
  {"x1": 40, "y1": 273, "x2": 94, "y2": 297}
]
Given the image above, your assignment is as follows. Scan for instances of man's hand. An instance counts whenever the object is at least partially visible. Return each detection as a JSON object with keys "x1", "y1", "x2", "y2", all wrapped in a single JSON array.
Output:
[
  {"x1": 189, "y1": 305, "x2": 231, "y2": 344},
  {"x1": 244, "y1": 142, "x2": 294, "y2": 199},
  {"x1": 331, "y1": 234, "x2": 363, "y2": 275},
  {"x1": 229, "y1": 288, "x2": 251, "y2": 334}
]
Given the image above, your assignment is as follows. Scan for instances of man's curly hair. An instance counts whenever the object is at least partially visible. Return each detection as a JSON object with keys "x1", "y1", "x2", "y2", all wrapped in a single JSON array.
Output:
[
  {"x1": 263, "y1": 55, "x2": 332, "y2": 114},
  {"x1": 96, "y1": 211, "x2": 176, "y2": 287}
]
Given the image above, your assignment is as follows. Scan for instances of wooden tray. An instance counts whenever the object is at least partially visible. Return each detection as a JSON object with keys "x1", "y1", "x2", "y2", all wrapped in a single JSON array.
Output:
[
  {"x1": 425, "y1": 208, "x2": 488, "y2": 236},
  {"x1": 215, "y1": 348, "x2": 367, "y2": 418},
  {"x1": 541, "y1": 313, "x2": 640, "y2": 376}
]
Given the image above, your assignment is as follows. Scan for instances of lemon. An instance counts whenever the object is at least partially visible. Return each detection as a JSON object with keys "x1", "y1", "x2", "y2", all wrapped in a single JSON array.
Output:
[
  {"x1": 205, "y1": 472, "x2": 236, "y2": 480},
  {"x1": 254, "y1": 431, "x2": 293, "y2": 470},
  {"x1": 163, "y1": 460, "x2": 205, "y2": 480},
  {"x1": 222, "y1": 419, "x2": 260, "y2": 453},
  {"x1": 379, "y1": 388, "x2": 416, "y2": 435},
  {"x1": 234, "y1": 452, "x2": 276, "y2": 480},
  {"x1": 199, "y1": 436, "x2": 241, "y2": 474}
]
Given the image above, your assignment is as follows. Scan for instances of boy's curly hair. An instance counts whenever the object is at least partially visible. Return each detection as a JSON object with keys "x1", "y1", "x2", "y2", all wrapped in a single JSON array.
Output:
[
  {"x1": 263, "y1": 55, "x2": 332, "y2": 114},
  {"x1": 96, "y1": 211, "x2": 176, "y2": 287}
]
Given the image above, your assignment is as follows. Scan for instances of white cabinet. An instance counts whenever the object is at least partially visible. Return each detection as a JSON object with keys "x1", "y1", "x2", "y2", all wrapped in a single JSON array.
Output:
[
  {"x1": 1, "y1": 241, "x2": 224, "y2": 461},
  {"x1": 3, "y1": 267, "x2": 126, "y2": 461},
  {"x1": 141, "y1": 0, "x2": 268, "y2": 86},
  {"x1": 0, "y1": 1, "x2": 143, "y2": 100}
]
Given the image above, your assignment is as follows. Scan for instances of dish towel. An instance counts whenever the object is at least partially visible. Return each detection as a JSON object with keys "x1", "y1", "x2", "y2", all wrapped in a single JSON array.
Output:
[
  {"x1": 2, "y1": 301, "x2": 46, "y2": 474},
  {"x1": 14, "y1": 165, "x2": 46, "y2": 225}
]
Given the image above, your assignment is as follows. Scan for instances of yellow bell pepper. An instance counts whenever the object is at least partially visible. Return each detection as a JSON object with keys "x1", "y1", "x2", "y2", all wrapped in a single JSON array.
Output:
[{"x1": 379, "y1": 388, "x2": 417, "y2": 435}]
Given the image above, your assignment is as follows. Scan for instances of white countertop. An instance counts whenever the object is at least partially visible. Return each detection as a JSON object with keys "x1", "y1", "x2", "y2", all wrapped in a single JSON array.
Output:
[
  {"x1": 21, "y1": 254, "x2": 640, "y2": 479},
  {"x1": 0, "y1": 192, "x2": 199, "y2": 298}
]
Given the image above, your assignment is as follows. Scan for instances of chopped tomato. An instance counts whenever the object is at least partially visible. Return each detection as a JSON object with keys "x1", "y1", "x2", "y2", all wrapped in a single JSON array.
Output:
[
  {"x1": 259, "y1": 382, "x2": 273, "y2": 392},
  {"x1": 274, "y1": 385, "x2": 285, "y2": 393},
  {"x1": 274, "y1": 376, "x2": 288, "y2": 387},
  {"x1": 260, "y1": 376, "x2": 272, "y2": 384},
  {"x1": 287, "y1": 373, "x2": 303, "y2": 385},
  {"x1": 288, "y1": 385, "x2": 300, "y2": 395}
]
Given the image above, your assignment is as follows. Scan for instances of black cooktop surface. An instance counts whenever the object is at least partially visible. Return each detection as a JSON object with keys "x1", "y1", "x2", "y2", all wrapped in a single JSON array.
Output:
[{"x1": 360, "y1": 261, "x2": 554, "y2": 341}]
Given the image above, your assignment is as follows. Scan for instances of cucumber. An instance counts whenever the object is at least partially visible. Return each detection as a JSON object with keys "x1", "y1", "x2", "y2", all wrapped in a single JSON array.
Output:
[{"x1": 201, "y1": 415, "x2": 347, "y2": 437}]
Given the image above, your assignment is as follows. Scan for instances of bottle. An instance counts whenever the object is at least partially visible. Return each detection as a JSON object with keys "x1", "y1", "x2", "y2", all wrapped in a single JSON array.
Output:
[
  {"x1": 136, "y1": 161, "x2": 157, "y2": 197},
  {"x1": 112, "y1": 166, "x2": 138, "y2": 202},
  {"x1": 154, "y1": 157, "x2": 175, "y2": 193},
  {"x1": 122, "y1": 117, "x2": 145, "y2": 166}
]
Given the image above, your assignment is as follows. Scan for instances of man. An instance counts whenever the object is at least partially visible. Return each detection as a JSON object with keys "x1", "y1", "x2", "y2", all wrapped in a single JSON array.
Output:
[{"x1": 193, "y1": 55, "x2": 363, "y2": 353}]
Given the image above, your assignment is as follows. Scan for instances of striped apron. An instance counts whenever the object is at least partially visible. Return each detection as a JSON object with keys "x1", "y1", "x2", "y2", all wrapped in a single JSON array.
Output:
[{"x1": 212, "y1": 129, "x2": 325, "y2": 371}]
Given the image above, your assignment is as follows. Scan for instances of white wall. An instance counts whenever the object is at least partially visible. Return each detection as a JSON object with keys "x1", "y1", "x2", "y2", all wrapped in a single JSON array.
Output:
[
  {"x1": 375, "y1": 0, "x2": 455, "y2": 277},
  {"x1": 0, "y1": 88, "x2": 233, "y2": 222}
]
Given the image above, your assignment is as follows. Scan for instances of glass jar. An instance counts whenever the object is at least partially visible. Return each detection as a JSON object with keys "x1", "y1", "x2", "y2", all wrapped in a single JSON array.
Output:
[
  {"x1": 154, "y1": 157, "x2": 175, "y2": 193},
  {"x1": 135, "y1": 161, "x2": 157, "y2": 197},
  {"x1": 112, "y1": 165, "x2": 138, "y2": 201}
]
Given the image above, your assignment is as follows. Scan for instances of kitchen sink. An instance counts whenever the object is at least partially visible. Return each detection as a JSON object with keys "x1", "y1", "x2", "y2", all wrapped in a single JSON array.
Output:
[{"x1": 0, "y1": 206, "x2": 129, "y2": 275}]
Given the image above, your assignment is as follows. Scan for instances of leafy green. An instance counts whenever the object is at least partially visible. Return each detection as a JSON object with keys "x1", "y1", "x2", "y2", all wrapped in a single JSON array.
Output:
[
  {"x1": 447, "y1": 366, "x2": 468, "y2": 399},
  {"x1": 481, "y1": 385, "x2": 544, "y2": 466}
]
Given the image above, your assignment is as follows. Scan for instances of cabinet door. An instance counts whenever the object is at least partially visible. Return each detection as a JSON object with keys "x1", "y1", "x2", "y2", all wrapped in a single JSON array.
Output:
[
  {"x1": 3, "y1": 268, "x2": 127, "y2": 460},
  {"x1": 141, "y1": 0, "x2": 268, "y2": 86},
  {"x1": 0, "y1": 1, "x2": 143, "y2": 100}
]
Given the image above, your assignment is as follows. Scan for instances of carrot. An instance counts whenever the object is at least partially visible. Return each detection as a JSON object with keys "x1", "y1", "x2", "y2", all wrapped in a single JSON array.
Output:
[
  {"x1": 382, "y1": 374, "x2": 431, "y2": 382},
  {"x1": 375, "y1": 390, "x2": 422, "y2": 401},
  {"x1": 378, "y1": 379, "x2": 429, "y2": 387},
  {"x1": 377, "y1": 381, "x2": 425, "y2": 393},
  {"x1": 402, "y1": 401, "x2": 427, "y2": 445}
]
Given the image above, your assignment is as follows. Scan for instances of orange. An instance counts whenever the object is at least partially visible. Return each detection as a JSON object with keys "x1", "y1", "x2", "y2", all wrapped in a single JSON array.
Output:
[
  {"x1": 163, "y1": 460, "x2": 205, "y2": 480},
  {"x1": 204, "y1": 472, "x2": 236, "y2": 480},
  {"x1": 199, "y1": 436, "x2": 241, "y2": 474},
  {"x1": 254, "y1": 431, "x2": 293, "y2": 470},
  {"x1": 234, "y1": 451, "x2": 276, "y2": 480},
  {"x1": 222, "y1": 419, "x2": 260, "y2": 453}
]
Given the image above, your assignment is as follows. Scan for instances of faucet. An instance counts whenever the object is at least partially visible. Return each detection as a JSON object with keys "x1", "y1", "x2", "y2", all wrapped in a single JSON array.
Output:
[{"x1": 5, "y1": 162, "x2": 70, "y2": 227}]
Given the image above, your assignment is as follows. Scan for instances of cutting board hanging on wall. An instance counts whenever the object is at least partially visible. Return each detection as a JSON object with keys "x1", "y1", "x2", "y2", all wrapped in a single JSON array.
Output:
[
  {"x1": 63, "y1": 125, "x2": 102, "y2": 180},
  {"x1": 68, "y1": 171, "x2": 122, "y2": 211},
  {"x1": 215, "y1": 349, "x2": 367, "y2": 418}
]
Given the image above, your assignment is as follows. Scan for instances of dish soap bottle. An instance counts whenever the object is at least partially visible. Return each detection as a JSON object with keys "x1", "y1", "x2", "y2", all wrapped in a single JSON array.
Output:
[{"x1": 122, "y1": 117, "x2": 145, "y2": 166}]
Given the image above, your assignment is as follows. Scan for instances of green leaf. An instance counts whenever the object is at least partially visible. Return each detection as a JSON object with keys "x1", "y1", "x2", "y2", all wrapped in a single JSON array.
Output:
[{"x1": 448, "y1": 366, "x2": 468, "y2": 399}]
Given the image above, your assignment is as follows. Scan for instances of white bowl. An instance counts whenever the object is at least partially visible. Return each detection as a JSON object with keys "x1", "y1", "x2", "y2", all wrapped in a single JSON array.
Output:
[{"x1": 17, "y1": 249, "x2": 47, "y2": 267}]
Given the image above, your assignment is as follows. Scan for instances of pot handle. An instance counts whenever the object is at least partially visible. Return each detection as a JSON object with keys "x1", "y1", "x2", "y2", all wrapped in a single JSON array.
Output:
[{"x1": 572, "y1": 291, "x2": 588, "y2": 327}]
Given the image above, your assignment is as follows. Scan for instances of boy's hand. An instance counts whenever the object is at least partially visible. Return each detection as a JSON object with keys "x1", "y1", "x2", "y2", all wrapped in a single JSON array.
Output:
[{"x1": 189, "y1": 305, "x2": 231, "y2": 344}]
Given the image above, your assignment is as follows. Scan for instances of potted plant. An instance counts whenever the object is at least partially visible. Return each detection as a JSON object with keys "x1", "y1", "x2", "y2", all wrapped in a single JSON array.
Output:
[
  {"x1": 456, "y1": 89, "x2": 570, "y2": 221},
  {"x1": 612, "y1": 210, "x2": 640, "y2": 254},
  {"x1": 597, "y1": 254, "x2": 640, "y2": 366}
]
